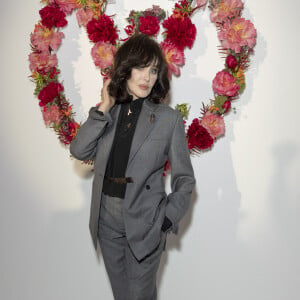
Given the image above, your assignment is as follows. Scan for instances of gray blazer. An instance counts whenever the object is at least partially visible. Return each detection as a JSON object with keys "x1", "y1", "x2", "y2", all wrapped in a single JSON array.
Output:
[{"x1": 70, "y1": 98, "x2": 196, "y2": 261}]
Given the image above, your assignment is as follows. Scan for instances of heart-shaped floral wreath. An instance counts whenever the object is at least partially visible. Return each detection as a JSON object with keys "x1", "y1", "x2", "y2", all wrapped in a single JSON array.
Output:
[{"x1": 29, "y1": 0, "x2": 257, "y2": 168}]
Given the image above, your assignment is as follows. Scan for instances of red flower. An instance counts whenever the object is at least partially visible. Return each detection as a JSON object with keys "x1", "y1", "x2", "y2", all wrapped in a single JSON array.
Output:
[
  {"x1": 87, "y1": 15, "x2": 118, "y2": 45},
  {"x1": 59, "y1": 119, "x2": 79, "y2": 144},
  {"x1": 162, "y1": 16, "x2": 196, "y2": 50},
  {"x1": 139, "y1": 16, "x2": 160, "y2": 36},
  {"x1": 187, "y1": 118, "x2": 214, "y2": 150},
  {"x1": 222, "y1": 100, "x2": 231, "y2": 113},
  {"x1": 39, "y1": 5, "x2": 67, "y2": 29},
  {"x1": 226, "y1": 54, "x2": 238, "y2": 69},
  {"x1": 38, "y1": 82, "x2": 64, "y2": 107}
]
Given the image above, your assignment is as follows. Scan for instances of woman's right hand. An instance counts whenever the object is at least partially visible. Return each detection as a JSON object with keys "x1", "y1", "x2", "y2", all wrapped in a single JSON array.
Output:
[{"x1": 97, "y1": 78, "x2": 115, "y2": 113}]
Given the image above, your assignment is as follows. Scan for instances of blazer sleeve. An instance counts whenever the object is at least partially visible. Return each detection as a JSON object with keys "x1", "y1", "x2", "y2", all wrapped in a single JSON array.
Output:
[
  {"x1": 70, "y1": 106, "x2": 114, "y2": 161},
  {"x1": 165, "y1": 110, "x2": 196, "y2": 234}
]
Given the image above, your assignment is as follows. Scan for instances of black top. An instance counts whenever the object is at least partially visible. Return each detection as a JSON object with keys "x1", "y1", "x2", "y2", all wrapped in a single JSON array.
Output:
[{"x1": 102, "y1": 97, "x2": 145, "y2": 198}]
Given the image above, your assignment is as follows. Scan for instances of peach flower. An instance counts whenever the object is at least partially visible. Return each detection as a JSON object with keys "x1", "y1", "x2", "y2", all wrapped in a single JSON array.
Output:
[
  {"x1": 42, "y1": 105, "x2": 62, "y2": 126},
  {"x1": 31, "y1": 23, "x2": 64, "y2": 52},
  {"x1": 200, "y1": 111, "x2": 225, "y2": 139},
  {"x1": 29, "y1": 52, "x2": 58, "y2": 72},
  {"x1": 210, "y1": 0, "x2": 244, "y2": 23},
  {"x1": 160, "y1": 41, "x2": 185, "y2": 77},
  {"x1": 91, "y1": 41, "x2": 117, "y2": 69},
  {"x1": 49, "y1": 0, "x2": 80, "y2": 14},
  {"x1": 218, "y1": 17, "x2": 257, "y2": 53},
  {"x1": 212, "y1": 70, "x2": 240, "y2": 97},
  {"x1": 76, "y1": 8, "x2": 94, "y2": 27}
]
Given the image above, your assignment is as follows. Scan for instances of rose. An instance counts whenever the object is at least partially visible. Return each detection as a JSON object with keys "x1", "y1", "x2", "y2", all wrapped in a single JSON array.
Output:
[
  {"x1": 213, "y1": 70, "x2": 240, "y2": 97},
  {"x1": 225, "y1": 54, "x2": 238, "y2": 69},
  {"x1": 222, "y1": 100, "x2": 231, "y2": 113}
]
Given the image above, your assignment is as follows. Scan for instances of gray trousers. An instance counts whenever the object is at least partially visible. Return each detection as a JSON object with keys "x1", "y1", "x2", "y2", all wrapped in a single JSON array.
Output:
[{"x1": 98, "y1": 192, "x2": 167, "y2": 300}]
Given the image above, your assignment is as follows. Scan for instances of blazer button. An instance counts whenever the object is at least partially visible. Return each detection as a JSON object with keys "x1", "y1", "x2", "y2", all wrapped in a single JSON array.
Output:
[{"x1": 146, "y1": 185, "x2": 150, "y2": 190}]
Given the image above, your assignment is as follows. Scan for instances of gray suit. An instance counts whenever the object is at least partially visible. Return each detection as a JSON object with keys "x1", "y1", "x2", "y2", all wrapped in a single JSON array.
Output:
[{"x1": 70, "y1": 98, "x2": 195, "y2": 261}]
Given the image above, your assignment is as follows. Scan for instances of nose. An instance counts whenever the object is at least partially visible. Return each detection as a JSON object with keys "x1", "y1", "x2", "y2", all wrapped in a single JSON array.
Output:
[{"x1": 143, "y1": 69, "x2": 150, "y2": 82}]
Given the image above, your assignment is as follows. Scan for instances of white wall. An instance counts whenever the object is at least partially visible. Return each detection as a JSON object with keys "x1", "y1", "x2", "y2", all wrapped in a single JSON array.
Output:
[{"x1": 1, "y1": 1, "x2": 299, "y2": 299}]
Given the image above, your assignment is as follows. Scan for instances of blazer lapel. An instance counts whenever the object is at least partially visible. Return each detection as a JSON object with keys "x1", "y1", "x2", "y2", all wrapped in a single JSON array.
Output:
[{"x1": 127, "y1": 98, "x2": 159, "y2": 168}]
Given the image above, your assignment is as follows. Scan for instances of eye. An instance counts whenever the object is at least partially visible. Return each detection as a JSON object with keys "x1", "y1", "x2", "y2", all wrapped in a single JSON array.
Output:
[{"x1": 151, "y1": 68, "x2": 158, "y2": 74}]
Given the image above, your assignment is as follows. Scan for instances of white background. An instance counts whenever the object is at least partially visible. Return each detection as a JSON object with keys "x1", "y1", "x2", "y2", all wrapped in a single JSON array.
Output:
[{"x1": 1, "y1": 0, "x2": 299, "y2": 299}]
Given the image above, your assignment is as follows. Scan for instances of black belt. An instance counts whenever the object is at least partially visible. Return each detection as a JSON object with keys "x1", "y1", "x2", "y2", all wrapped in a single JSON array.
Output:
[{"x1": 104, "y1": 176, "x2": 133, "y2": 184}]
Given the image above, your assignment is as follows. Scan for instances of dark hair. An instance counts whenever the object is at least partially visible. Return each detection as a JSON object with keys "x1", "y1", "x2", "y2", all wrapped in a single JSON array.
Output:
[{"x1": 108, "y1": 34, "x2": 170, "y2": 104}]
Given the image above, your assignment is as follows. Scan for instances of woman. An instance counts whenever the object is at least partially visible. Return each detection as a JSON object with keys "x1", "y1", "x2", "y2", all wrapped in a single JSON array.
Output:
[{"x1": 70, "y1": 34, "x2": 195, "y2": 300}]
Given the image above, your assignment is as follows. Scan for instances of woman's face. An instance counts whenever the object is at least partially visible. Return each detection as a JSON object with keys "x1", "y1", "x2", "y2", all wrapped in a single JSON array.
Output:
[{"x1": 126, "y1": 61, "x2": 158, "y2": 100}]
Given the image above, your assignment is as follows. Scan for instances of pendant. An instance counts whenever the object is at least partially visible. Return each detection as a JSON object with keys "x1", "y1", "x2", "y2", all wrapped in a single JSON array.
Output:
[{"x1": 127, "y1": 107, "x2": 132, "y2": 115}]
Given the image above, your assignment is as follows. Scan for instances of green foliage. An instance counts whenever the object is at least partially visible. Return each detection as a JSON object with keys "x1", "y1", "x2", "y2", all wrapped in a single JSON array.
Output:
[{"x1": 175, "y1": 103, "x2": 190, "y2": 119}]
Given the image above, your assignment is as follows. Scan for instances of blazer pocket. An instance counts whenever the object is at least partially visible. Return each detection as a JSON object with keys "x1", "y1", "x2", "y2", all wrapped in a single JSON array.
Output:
[{"x1": 150, "y1": 195, "x2": 166, "y2": 225}]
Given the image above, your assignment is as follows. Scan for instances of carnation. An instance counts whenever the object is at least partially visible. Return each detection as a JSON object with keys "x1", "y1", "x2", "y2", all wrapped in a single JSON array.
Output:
[
  {"x1": 76, "y1": 8, "x2": 94, "y2": 27},
  {"x1": 160, "y1": 41, "x2": 185, "y2": 77},
  {"x1": 87, "y1": 15, "x2": 119, "y2": 45},
  {"x1": 31, "y1": 23, "x2": 64, "y2": 52},
  {"x1": 200, "y1": 111, "x2": 225, "y2": 139},
  {"x1": 29, "y1": 52, "x2": 58, "y2": 72},
  {"x1": 38, "y1": 82, "x2": 64, "y2": 107},
  {"x1": 210, "y1": 0, "x2": 244, "y2": 23},
  {"x1": 139, "y1": 16, "x2": 160, "y2": 36},
  {"x1": 91, "y1": 42, "x2": 116, "y2": 69},
  {"x1": 42, "y1": 105, "x2": 62, "y2": 126},
  {"x1": 162, "y1": 16, "x2": 196, "y2": 50},
  {"x1": 187, "y1": 118, "x2": 214, "y2": 150},
  {"x1": 39, "y1": 5, "x2": 67, "y2": 29},
  {"x1": 212, "y1": 70, "x2": 240, "y2": 97},
  {"x1": 218, "y1": 17, "x2": 257, "y2": 53}
]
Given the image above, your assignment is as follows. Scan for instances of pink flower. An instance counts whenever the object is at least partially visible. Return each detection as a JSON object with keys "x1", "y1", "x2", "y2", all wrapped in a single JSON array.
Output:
[
  {"x1": 42, "y1": 105, "x2": 62, "y2": 126},
  {"x1": 196, "y1": 0, "x2": 208, "y2": 8},
  {"x1": 213, "y1": 71, "x2": 240, "y2": 96},
  {"x1": 218, "y1": 17, "x2": 257, "y2": 53},
  {"x1": 48, "y1": 0, "x2": 80, "y2": 14},
  {"x1": 210, "y1": 0, "x2": 244, "y2": 23},
  {"x1": 29, "y1": 52, "x2": 58, "y2": 72},
  {"x1": 225, "y1": 54, "x2": 238, "y2": 69},
  {"x1": 160, "y1": 41, "x2": 185, "y2": 77},
  {"x1": 200, "y1": 111, "x2": 225, "y2": 139},
  {"x1": 76, "y1": 8, "x2": 94, "y2": 27},
  {"x1": 91, "y1": 42, "x2": 116, "y2": 69},
  {"x1": 31, "y1": 23, "x2": 64, "y2": 52}
]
